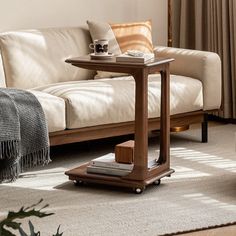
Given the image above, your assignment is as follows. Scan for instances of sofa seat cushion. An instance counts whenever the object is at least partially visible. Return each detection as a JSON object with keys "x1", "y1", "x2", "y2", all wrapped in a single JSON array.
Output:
[
  {"x1": 33, "y1": 75, "x2": 203, "y2": 129},
  {"x1": 28, "y1": 90, "x2": 66, "y2": 132}
]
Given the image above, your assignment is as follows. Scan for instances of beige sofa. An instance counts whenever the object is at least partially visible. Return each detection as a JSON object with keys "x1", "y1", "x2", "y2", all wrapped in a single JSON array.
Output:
[{"x1": 0, "y1": 27, "x2": 221, "y2": 146}]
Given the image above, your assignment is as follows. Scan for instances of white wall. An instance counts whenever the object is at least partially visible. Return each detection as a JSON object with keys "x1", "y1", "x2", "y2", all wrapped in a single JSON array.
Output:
[{"x1": 0, "y1": 0, "x2": 167, "y2": 46}]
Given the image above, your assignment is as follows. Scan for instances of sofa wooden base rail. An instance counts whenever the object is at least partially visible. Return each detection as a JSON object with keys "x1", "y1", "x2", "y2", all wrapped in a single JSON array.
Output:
[{"x1": 49, "y1": 110, "x2": 208, "y2": 146}]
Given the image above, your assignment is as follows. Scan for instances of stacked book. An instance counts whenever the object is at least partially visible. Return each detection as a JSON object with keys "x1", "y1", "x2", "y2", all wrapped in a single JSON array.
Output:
[
  {"x1": 87, "y1": 153, "x2": 133, "y2": 176},
  {"x1": 116, "y1": 51, "x2": 155, "y2": 63},
  {"x1": 87, "y1": 153, "x2": 158, "y2": 177}
]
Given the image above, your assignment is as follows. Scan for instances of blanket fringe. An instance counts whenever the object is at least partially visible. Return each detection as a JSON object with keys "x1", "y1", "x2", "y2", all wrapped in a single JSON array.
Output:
[
  {"x1": 0, "y1": 140, "x2": 20, "y2": 160},
  {"x1": 0, "y1": 147, "x2": 50, "y2": 183},
  {"x1": 20, "y1": 147, "x2": 51, "y2": 171},
  {"x1": 0, "y1": 162, "x2": 20, "y2": 183}
]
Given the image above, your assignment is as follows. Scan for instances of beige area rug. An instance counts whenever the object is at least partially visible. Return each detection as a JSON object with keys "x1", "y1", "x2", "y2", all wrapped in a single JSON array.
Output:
[{"x1": 0, "y1": 122, "x2": 236, "y2": 236}]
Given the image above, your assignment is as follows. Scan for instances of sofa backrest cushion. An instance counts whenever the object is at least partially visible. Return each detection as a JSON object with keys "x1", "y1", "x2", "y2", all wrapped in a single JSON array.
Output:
[{"x1": 0, "y1": 27, "x2": 95, "y2": 89}]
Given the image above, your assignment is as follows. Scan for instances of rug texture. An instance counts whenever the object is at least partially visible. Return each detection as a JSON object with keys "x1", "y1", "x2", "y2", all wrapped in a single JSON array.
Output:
[{"x1": 0, "y1": 123, "x2": 235, "y2": 235}]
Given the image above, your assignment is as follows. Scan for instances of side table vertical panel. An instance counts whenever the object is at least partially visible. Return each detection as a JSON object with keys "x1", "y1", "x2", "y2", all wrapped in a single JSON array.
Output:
[
  {"x1": 123, "y1": 69, "x2": 149, "y2": 181},
  {"x1": 159, "y1": 65, "x2": 170, "y2": 166}
]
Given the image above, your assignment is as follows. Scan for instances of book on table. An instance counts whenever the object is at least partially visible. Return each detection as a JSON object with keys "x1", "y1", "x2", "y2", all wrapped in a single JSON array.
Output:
[
  {"x1": 87, "y1": 165, "x2": 132, "y2": 177},
  {"x1": 116, "y1": 52, "x2": 154, "y2": 63},
  {"x1": 86, "y1": 153, "x2": 159, "y2": 176},
  {"x1": 89, "y1": 153, "x2": 134, "y2": 170}
]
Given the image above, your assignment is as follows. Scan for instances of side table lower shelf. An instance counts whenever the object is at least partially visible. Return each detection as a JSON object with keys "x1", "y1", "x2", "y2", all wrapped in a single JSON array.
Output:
[{"x1": 65, "y1": 162, "x2": 175, "y2": 193}]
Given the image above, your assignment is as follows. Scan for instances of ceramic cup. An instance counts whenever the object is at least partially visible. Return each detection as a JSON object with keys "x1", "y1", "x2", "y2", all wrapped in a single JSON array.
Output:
[{"x1": 89, "y1": 39, "x2": 109, "y2": 56}]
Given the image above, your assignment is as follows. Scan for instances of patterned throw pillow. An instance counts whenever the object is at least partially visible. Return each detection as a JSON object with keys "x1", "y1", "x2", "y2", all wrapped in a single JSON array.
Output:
[{"x1": 110, "y1": 20, "x2": 154, "y2": 53}]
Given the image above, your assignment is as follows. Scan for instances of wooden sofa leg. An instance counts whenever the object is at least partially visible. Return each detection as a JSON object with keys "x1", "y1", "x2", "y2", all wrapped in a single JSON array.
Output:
[{"x1": 201, "y1": 113, "x2": 208, "y2": 143}]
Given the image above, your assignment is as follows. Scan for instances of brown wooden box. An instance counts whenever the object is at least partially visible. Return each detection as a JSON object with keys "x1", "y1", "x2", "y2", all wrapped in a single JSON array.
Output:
[{"x1": 115, "y1": 140, "x2": 134, "y2": 164}]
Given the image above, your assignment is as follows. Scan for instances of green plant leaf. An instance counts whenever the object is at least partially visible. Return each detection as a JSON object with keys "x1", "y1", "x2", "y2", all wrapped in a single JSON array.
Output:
[
  {"x1": 24, "y1": 199, "x2": 44, "y2": 211},
  {"x1": 0, "y1": 227, "x2": 16, "y2": 236},
  {"x1": 4, "y1": 221, "x2": 21, "y2": 230},
  {"x1": 19, "y1": 227, "x2": 28, "y2": 236},
  {"x1": 7, "y1": 207, "x2": 54, "y2": 220},
  {"x1": 28, "y1": 220, "x2": 40, "y2": 236},
  {"x1": 0, "y1": 199, "x2": 61, "y2": 236},
  {"x1": 52, "y1": 225, "x2": 63, "y2": 236}
]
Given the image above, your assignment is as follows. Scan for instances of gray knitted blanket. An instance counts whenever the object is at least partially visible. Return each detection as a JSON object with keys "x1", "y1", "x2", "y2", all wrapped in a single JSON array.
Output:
[{"x1": 0, "y1": 88, "x2": 50, "y2": 182}]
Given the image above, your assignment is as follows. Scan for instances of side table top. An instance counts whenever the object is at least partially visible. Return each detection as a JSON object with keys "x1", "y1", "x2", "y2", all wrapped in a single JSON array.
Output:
[{"x1": 65, "y1": 55, "x2": 174, "y2": 69}]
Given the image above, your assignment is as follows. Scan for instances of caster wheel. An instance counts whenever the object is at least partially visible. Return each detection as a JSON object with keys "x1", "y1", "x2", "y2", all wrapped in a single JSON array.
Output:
[
  {"x1": 134, "y1": 187, "x2": 144, "y2": 194},
  {"x1": 153, "y1": 179, "x2": 161, "y2": 186},
  {"x1": 74, "y1": 180, "x2": 83, "y2": 186}
]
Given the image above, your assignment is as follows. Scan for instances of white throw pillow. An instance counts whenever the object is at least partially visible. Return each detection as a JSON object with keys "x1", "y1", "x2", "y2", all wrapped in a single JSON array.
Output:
[{"x1": 87, "y1": 20, "x2": 127, "y2": 79}]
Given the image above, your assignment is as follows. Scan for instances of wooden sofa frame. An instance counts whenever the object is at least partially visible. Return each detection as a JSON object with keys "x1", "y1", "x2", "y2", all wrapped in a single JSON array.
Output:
[{"x1": 49, "y1": 110, "x2": 209, "y2": 146}]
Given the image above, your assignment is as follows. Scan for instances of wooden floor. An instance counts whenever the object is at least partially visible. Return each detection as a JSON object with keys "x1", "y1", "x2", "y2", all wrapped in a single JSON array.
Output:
[{"x1": 177, "y1": 224, "x2": 236, "y2": 236}]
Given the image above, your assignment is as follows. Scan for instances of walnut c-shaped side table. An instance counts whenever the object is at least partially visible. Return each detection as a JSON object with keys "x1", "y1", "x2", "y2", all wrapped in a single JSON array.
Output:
[{"x1": 65, "y1": 56, "x2": 175, "y2": 193}]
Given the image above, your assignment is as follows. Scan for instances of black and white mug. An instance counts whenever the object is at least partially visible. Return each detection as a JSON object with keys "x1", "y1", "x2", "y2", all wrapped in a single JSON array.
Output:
[{"x1": 89, "y1": 39, "x2": 109, "y2": 56}]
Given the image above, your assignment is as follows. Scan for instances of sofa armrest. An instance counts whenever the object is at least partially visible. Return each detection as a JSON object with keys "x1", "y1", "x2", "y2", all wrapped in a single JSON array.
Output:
[
  {"x1": 154, "y1": 46, "x2": 222, "y2": 111},
  {"x1": 0, "y1": 51, "x2": 6, "y2": 87}
]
